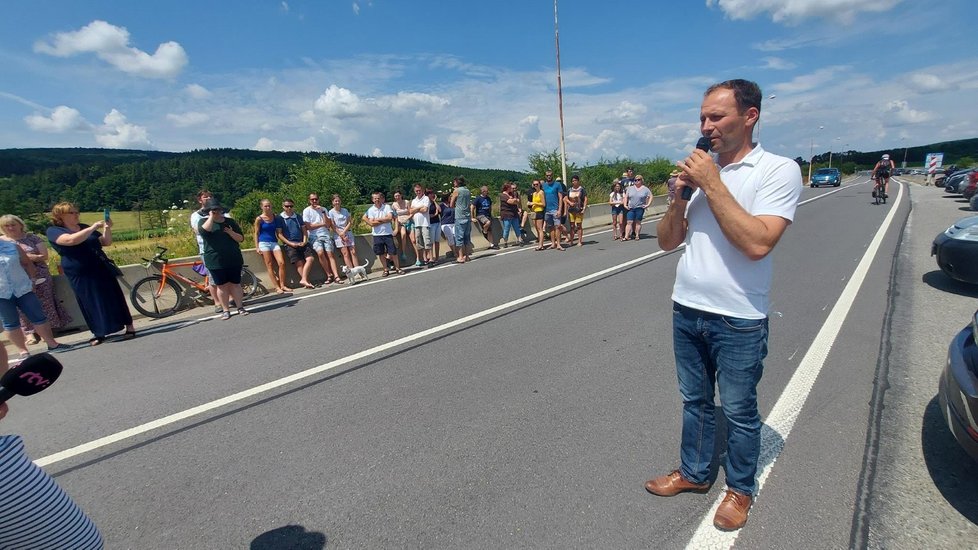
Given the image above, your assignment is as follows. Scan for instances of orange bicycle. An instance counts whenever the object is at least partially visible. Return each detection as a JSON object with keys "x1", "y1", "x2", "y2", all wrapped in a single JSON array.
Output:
[{"x1": 129, "y1": 246, "x2": 258, "y2": 318}]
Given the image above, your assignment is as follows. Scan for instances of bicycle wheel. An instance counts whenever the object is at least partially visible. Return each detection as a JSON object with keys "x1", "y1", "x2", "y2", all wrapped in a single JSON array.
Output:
[
  {"x1": 240, "y1": 267, "x2": 258, "y2": 299},
  {"x1": 130, "y1": 275, "x2": 182, "y2": 318}
]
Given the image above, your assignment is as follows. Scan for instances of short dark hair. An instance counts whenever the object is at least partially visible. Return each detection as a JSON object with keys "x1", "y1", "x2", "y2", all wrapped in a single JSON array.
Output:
[{"x1": 705, "y1": 79, "x2": 762, "y2": 115}]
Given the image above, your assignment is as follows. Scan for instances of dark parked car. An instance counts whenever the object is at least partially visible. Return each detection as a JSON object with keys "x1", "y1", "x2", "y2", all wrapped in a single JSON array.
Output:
[
  {"x1": 962, "y1": 171, "x2": 978, "y2": 201},
  {"x1": 932, "y1": 215, "x2": 978, "y2": 284},
  {"x1": 810, "y1": 167, "x2": 841, "y2": 188},
  {"x1": 944, "y1": 169, "x2": 974, "y2": 193},
  {"x1": 939, "y1": 310, "x2": 978, "y2": 461}
]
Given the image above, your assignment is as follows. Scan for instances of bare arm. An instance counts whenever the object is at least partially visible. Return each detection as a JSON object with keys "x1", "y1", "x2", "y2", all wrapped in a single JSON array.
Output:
[
  {"x1": 656, "y1": 193, "x2": 689, "y2": 251},
  {"x1": 24, "y1": 239, "x2": 49, "y2": 264},
  {"x1": 677, "y1": 150, "x2": 791, "y2": 260},
  {"x1": 224, "y1": 221, "x2": 244, "y2": 243},
  {"x1": 17, "y1": 245, "x2": 37, "y2": 280},
  {"x1": 53, "y1": 222, "x2": 104, "y2": 247}
]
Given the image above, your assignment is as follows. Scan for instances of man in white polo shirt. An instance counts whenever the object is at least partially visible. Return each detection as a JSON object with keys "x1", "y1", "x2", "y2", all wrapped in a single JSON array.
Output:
[{"x1": 646, "y1": 79, "x2": 801, "y2": 531}]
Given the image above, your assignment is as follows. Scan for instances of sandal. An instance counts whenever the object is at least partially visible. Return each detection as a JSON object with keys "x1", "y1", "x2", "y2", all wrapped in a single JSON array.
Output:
[
  {"x1": 300, "y1": 282, "x2": 315, "y2": 289},
  {"x1": 382, "y1": 270, "x2": 389, "y2": 277},
  {"x1": 89, "y1": 337, "x2": 105, "y2": 346},
  {"x1": 122, "y1": 330, "x2": 137, "y2": 340},
  {"x1": 47, "y1": 343, "x2": 70, "y2": 352},
  {"x1": 395, "y1": 269, "x2": 405, "y2": 275},
  {"x1": 237, "y1": 308, "x2": 250, "y2": 316},
  {"x1": 221, "y1": 311, "x2": 231, "y2": 321}
]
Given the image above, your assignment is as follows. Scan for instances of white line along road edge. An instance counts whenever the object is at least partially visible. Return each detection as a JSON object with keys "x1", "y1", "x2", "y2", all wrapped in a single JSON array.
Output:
[
  {"x1": 35, "y1": 247, "x2": 673, "y2": 468},
  {"x1": 685, "y1": 183, "x2": 906, "y2": 549}
]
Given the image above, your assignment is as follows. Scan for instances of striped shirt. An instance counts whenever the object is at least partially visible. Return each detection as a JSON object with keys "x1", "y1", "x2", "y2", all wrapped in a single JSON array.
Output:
[{"x1": 0, "y1": 435, "x2": 103, "y2": 549}]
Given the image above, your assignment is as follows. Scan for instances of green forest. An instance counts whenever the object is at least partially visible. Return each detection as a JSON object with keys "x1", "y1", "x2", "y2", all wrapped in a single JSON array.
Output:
[
  {"x1": 1, "y1": 137, "x2": 975, "y2": 228},
  {"x1": 0, "y1": 148, "x2": 527, "y2": 224}
]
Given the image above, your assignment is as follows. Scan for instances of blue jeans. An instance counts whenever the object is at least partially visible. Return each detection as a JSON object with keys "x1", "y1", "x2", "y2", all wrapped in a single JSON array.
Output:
[
  {"x1": 0, "y1": 292, "x2": 46, "y2": 330},
  {"x1": 672, "y1": 301, "x2": 768, "y2": 496},
  {"x1": 454, "y1": 219, "x2": 472, "y2": 247},
  {"x1": 501, "y1": 218, "x2": 522, "y2": 240}
]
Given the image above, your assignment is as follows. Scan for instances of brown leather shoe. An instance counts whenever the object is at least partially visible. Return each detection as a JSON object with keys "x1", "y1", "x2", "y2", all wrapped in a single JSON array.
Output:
[
  {"x1": 645, "y1": 470, "x2": 710, "y2": 497},
  {"x1": 713, "y1": 489, "x2": 752, "y2": 531}
]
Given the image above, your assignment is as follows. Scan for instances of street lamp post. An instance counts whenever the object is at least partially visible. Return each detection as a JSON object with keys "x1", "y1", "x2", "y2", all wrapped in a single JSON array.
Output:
[
  {"x1": 756, "y1": 94, "x2": 776, "y2": 144},
  {"x1": 902, "y1": 137, "x2": 909, "y2": 168},
  {"x1": 829, "y1": 137, "x2": 840, "y2": 168},
  {"x1": 807, "y1": 125, "x2": 824, "y2": 184}
]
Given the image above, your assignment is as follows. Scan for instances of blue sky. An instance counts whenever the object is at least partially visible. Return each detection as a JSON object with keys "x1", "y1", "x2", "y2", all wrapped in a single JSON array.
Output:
[{"x1": 1, "y1": 0, "x2": 975, "y2": 170}]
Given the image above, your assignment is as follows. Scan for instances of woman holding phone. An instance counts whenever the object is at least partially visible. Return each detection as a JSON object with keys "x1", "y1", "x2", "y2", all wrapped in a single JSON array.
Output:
[{"x1": 46, "y1": 202, "x2": 135, "y2": 345}]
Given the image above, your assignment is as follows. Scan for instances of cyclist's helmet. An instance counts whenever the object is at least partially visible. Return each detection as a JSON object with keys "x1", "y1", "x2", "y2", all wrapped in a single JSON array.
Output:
[{"x1": 882, "y1": 154, "x2": 890, "y2": 160}]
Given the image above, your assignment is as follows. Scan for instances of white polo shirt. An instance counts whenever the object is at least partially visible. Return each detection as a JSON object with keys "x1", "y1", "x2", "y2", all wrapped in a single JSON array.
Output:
[
  {"x1": 672, "y1": 145, "x2": 802, "y2": 319},
  {"x1": 410, "y1": 195, "x2": 431, "y2": 227}
]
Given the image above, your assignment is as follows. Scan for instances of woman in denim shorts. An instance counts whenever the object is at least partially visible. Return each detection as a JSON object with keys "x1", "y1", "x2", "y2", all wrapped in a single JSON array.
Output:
[{"x1": 253, "y1": 199, "x2": 289, "y2": 293}]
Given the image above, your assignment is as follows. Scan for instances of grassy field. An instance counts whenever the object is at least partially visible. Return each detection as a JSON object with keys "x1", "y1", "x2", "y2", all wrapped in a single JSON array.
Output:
[{"x1": 46, "y1": 210, "x2": 201, "y2": 270}]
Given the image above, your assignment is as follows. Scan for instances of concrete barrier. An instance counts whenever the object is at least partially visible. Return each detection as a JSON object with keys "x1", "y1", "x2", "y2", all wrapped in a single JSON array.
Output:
[{"x1": 49, "y1": 196, "x2": 670, "y2": 331}]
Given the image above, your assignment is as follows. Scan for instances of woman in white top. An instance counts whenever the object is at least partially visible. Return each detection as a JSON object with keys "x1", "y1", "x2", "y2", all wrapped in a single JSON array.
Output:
[
  {"x1": 391, "y1": 190, "x2": 412, "y2": 263},
  {"x1": 609, "y1": 181, "x2": 625, "y2": 240},
  {"x1": 328, "y1": 195, "x2": 360, "y2": 276}
]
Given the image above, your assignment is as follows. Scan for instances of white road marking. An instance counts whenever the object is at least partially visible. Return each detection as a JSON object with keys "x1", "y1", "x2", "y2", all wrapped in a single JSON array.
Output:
[
  {"x1": 684, "y1": 182, "x2": 905, "y2": 548},
  {"x1": 35, "y1": 245, "x2": 675, "y2": 468}
]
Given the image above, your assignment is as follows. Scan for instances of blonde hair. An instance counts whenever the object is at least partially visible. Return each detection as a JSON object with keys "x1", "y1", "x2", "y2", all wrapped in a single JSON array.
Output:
[
  {"x1": 0, "y1": 214, "x2": 26, "y2": 236},
  {"x1": 50, "y1": 202, "x2": 78, "y2": 227}
]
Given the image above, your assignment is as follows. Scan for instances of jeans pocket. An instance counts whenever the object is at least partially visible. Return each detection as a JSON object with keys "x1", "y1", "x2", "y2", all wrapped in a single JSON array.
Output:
[{"x1": 720, "y1": 316, "x2": 766, "y2": 332}]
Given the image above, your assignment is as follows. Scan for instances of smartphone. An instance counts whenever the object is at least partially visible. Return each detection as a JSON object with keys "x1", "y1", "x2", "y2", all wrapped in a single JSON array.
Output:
[{"x1": 103, "y1": 207, "x2": 111, "y2": 221}]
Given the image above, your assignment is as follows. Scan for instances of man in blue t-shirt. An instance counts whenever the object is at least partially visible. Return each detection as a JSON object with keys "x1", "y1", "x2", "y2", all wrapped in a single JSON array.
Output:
[
  {"x1": 471, "y1": 186, "x2": 497, "y2": 250},
  {"x1": 542, "y1": 169, "x2": 566, "y2": 251}
]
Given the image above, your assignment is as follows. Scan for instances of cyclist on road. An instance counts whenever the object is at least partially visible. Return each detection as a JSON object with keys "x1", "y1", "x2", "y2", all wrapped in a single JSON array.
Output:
[{"x1": 872, "y1": 154, "x2": 895, "y2": 199}]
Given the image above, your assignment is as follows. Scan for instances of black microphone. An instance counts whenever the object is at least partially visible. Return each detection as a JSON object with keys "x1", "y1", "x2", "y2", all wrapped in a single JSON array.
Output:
[
  {"x1": 680, "y1": 137, "x2": 712, "y2": 200},
  {"x1": 0, "y1": 353, "x2": 63, "y2": 404}
]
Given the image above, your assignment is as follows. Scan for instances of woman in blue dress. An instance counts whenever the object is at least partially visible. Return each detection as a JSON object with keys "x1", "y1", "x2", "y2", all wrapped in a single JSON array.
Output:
[{"x1": 46, "y1": 202, "x2": 134, "y2": 346}]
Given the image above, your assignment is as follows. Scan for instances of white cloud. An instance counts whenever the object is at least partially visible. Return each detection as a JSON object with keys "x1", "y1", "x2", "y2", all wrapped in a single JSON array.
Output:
[
  {"x1": 371, "y1": 148, "x2": 382, "y2": 157},
  {"x1": 772, "y1": 66, "x2": 849, "y2": 93},
  {"x1": 281, "y1": 2, "x2": 289, "y2": 12},
  {"x1": 595, "y1": 101, "x2": 648, "y2": 124},
  {"x1": 253, "y1": 136, "x2": 318, "y2": 152},
  {"x1": 376, "y1": 92, "x2": 449, "y2": 116},
  {"x1": 907, "y1": 73, "x2": 946, "y2": 93},
  {"x1": 884, "y1": 100, "x2": 934, "y2": 124},
  {"x1": 25, "y1": 105, "x2": 90, "y2": 132},
  {"x1": 166, "y1": 111, "x2": 211, "y2": 127},
  {"x1": 353, "y1": 2, "x2": 360, "y2": 16},
  {"x1": 95, "y1": 109, "x2": 150, "y2": 148},
  {"x1": 761, "y1": 56, "x2": 796, "y2": 70},
  {"x1": 420, "y1": 135, "x2": 464, "y2": 162},
  {"x1": 518, "y1": 116, "x2": 541, "y2": 142},
  {"x1": 184, "y1": 84, "x2": 212, "y2": 99},
  {"x1": 708, "y1": 0, "x2": 904, "y2": 25},
  {"x1": 34, "y1": 20, "x2": 188, "y2": 79},
  {"x1": 313, "y1": 85, "x2": 366, "y2": 118}
]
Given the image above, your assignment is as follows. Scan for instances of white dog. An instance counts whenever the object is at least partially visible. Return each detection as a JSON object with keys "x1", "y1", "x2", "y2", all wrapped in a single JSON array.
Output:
[{"x1": 341, "y1": 261, "x2": 370, "y2": 284}]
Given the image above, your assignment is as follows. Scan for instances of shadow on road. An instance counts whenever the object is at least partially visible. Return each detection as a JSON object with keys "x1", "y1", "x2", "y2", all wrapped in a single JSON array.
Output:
[
  {"x1": 251, "y1": 525, "x2": 327, "y2": 549},
  {"x1": 920, "y1": 395, "x2": 978, "y2": 525},
  {"x1": 921, "y1": 270, "x2": 978, "y2": 298}
]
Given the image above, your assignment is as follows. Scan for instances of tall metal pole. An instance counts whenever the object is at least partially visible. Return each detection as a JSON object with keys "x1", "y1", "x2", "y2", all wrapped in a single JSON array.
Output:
[{"x1": 554, "y1": 0, "x2": 568, "y2": 184}]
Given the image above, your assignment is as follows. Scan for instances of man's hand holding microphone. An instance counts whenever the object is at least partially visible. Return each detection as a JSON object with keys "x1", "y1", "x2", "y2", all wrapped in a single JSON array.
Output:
[{"x1": 676, "y1": 136, "x2": 718, "y2": 202}]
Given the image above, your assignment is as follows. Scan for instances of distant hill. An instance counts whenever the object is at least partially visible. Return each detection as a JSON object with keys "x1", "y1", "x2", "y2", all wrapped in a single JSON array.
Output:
[
  {"x1": 808, "y1": 137, "x2": 978, "y2": 167},
  {"x1": 0, "y1": 147, "x2": 527, "y2": 217}
]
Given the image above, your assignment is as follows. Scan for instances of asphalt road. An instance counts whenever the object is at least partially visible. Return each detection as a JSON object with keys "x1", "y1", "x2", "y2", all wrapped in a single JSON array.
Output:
[{"x1": 4, "y1": 175, "x2": 977, "y2": 549}]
